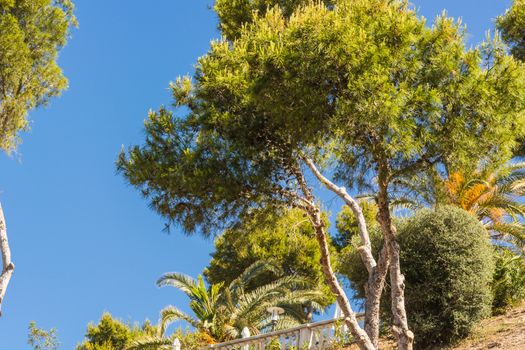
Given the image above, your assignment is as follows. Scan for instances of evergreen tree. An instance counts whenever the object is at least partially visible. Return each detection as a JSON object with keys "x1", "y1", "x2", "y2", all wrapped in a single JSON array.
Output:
[
  {"x1": 118, "y1": 1, "x2": 525, "y2": 348},
  {"x1": 204, "y1": 208, "x2": 335, "y2": 320},
  {"x1": 0, "y1": 0, "x2": 76, "y2": 316}
]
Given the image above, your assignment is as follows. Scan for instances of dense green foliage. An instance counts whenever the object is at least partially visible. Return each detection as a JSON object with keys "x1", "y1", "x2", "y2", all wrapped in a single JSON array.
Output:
[
  {"x1": 498, "y1": 0, "x2": 525, "y2": 61},
  {"x1": 397, "y1": 207, "x2": 494, "y2": 348},
  {"x1": 28, "y1": 321, "x2": 59, "y2": 350},
  {"x1": 0, "y1": 0, "x2": 76, "y2": 151},
  {"x1": 157, "y1": 262, "x2": 324, "y2": 342},
  {"x1": 339, "y1": 206, "x2": 495, "y2": 348},
  {"x1": 76, "y1": 313, "x2": 156, "y2": 350},
  {"x1": 491, "y1": 247, "x2": 525, "y2": 315},
  {"x1": 214, "y1": 0, "x2": 333, "y2": 40},
  {"x1": 334, "y1": 201, "x2": 378, "y2": 251},
  {"x1": 118, "y1": 0, "x2": 525, "y2": 238},
  {"x1": 394, "y1": 162, "x2": 525, "y2": 250},
  {"x1": 335, "y1": 202, "x2": 382, "y2": 298},
  {"x1": 204, "y1": 207, "x2": 334, "y2": 314},
  {"x1": 118, "y1": 2, "x2": 525, "y2": 347}
]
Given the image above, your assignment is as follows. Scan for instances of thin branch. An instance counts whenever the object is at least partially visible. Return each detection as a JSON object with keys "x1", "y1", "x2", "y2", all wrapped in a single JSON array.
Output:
[{"x1": 301, "y1": 156, "x2": 377, "y2": 272}]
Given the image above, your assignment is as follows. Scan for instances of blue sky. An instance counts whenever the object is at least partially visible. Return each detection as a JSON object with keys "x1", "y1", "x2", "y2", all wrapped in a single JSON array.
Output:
[{"x1": 0, "y1": 1, "x2": 513, "y2": 348}]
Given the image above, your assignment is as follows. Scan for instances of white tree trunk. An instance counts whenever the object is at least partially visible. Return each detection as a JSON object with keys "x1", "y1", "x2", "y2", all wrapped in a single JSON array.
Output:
[
  {"x1": 292, "y1": 166, "x2": 376, "y2": 350},
  {"x1": 0, "y1": 203, "x2": 14, "y2": 316},
  {"x1": 303, "y1": 157, "x2": 389, "y2": 348},
  {"x1": 308, "y1": 204, "x2": 376, "y2": 350},
  {"x1": 377, "y1": 169, "x2": 414, "y2": 350}
]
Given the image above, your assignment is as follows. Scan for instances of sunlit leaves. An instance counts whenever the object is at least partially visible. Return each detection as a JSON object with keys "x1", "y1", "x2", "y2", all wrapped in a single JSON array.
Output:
[{"x1": 0, "y1": 0, "x2": 76, "y2": 151}]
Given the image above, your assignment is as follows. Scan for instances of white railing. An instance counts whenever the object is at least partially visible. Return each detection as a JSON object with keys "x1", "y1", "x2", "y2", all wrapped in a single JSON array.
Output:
[{"x1": 203, "y1": 314, "x2": 364, "y2": 350}]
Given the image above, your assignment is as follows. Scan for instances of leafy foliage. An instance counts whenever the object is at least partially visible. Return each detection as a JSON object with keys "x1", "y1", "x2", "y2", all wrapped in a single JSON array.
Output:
[
  {"x1": 118, "y1": 2, "x2": 525, "y2": 347},
  {"x1": 214, "y1": 0, "x2": 333, "y2": 40},
  {"x1": 157, "y1": 262, "x2": 325, "y2": 343},
  {"x1": 0, "y1": 0, "x2": 76, "y2": 151},
  {"x1": 118, "y1": 0, "x2": 525, "y2": 236},
  {"x1": 116, "y1": 108, "x2": 288, "y2": 237},
  {"x1": 394, "y1": 162, "x2": 525, "y2": 249},
  {"x1": 338, "y1": 206, "x2": 495, "y2": 348},
  {"x1": 491, "y1": 247, "x2": 525, "y2": 315},
  {"x1": 28, "y1": 321, "x2": 59, "y2": 350},
  {"x1": 204, "y1": 207, "x2": 334, "y2": 315},
  {"x1": 334, "y1": 201, "x2": 378, "y2": 251},
  {"x1": 397, "y1": 207, "x2": 494, "y2": 349},
  {"x1": 76, "y1": 313, "x2": 157, "y2": 350},
  {"x1": 335, "y1": 202, "x2": 382, "y2": 299},
  {"x1": 498, "y1": 0, "x2": 525, "y2": 61}
]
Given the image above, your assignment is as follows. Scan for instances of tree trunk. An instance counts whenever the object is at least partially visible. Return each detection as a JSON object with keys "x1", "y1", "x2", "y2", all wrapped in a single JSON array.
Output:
[
  {"x1": 308, "y1": 204, "x2": 376, "y2": 350},
  {"x1": 293, "y1": 164, "x2": 376, "y2": 350},
  {"x1": 364, "y1": 244, "x2": 389, "y2": 348},
  {"x1": 0, "y1": 203, "x2": 14, "y2": 316},
  {"x1": 302, "y1": 156, "x2": 389, "y2": 347},
  {"x1": 377, "y1": 169, "x2": 414, "y2": 350}
]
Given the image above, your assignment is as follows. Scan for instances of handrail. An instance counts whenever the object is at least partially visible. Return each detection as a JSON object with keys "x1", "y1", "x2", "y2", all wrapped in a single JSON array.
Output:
[{"x1": 206, "y1": 313, "x2": 364, "y2": 349}]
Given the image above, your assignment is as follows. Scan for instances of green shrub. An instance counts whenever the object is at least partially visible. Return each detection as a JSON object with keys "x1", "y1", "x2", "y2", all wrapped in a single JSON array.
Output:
[
  {"x1": 398, "y1": 206, "x2": 494, "y2": 348},
  {"x1": 491, "y1": 247, "x2": 525, "y2": 314},
  {"x1": 337, "y1": 206, "x2": 494, "y2": 349}
]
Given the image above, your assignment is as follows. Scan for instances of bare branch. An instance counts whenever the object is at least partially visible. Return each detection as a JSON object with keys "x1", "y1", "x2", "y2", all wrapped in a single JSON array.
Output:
[
  {"x1": 291, "y1": 166, "x2": 376, "y2": 350},
  {"x1": 301, "y1": 156, "x2": 377, "y2": 272},
  {"x1": 0, "y1": 203, "x2": 14, "y2": 316}
]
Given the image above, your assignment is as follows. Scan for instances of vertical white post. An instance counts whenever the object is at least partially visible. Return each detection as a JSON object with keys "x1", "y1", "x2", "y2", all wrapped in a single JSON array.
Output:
[
  {"x1": 173, "y1": 338, "x2": 181, "y2": 350},
  {"x1": 298, "y1": 326, "x2": 312, "y2": 349},
  {"x1": 241, "y1": 326, "x2": 250, "y2": 350}
]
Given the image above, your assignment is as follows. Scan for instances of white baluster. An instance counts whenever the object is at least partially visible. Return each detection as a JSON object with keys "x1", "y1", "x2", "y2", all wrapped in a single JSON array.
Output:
[
  {"x1": 241, "y1": 327, "x2": 250, "y2": 350},
  {"x1": 173, "y1": 338, "x2": 181, "y2": 350}
]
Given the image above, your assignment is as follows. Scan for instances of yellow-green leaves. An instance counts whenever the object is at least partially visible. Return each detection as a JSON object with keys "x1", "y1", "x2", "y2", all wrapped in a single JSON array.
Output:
[
  {"x1": 0, "y1": 0, "x2": 75, "y2": 152},
  {"x1": 497, "y1": 0, "x2": 525, "y2": 61}
]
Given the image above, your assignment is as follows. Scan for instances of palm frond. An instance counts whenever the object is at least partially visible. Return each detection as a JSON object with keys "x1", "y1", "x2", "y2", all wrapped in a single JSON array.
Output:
[
  {"x1": 126, "y1": 336, "x2": 171, "y2": 350},
  {"x1": 491, "y1": 222, "x2": 525, "y2": 248},
  {"x1": 229, "y1": 261, "x2": 281, "y2": 293},
  {"x1": 159, "y1": 306, "x2": 200, "y2": 336},
  {"x1": 156, "y1": 272, "x2": 198, "y2": 296}
]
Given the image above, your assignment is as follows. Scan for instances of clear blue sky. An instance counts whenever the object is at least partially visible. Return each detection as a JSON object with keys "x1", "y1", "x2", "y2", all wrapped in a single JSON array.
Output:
[{"x1": 0, "y1": 1, "x2": 512, "y2": 349}]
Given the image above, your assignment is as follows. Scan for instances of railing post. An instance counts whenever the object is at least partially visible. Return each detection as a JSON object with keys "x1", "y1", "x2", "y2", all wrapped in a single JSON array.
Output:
[
  {"x1": 173, "y1": 338, "x2": 181, "y2": 350},
  {"x1": 242, "y1": 327, "x2": 251, "y2": 350},
  {"x1": 298, "y1": 324, "x2": 312, "y2": 350}
]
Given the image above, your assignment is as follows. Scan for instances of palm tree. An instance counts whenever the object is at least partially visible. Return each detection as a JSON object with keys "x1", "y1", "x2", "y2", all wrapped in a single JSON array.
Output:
[
  {"x1": 156, "y1": 262, "x2": 324, "y2": 343},
  {"x1": 393, "y1": 162, "x2": 525, "y2": 249}
]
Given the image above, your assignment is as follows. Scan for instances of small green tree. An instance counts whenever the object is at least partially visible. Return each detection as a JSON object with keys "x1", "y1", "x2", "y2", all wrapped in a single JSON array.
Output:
[
  {"x1": 0, "y1": 0, "x2": 76, "y2": 316},
  {"x1": 204, "y1": 207, "x2": 334, "y2": 319},
  {"x1": 491, "y1": 247, "x2": 525, "y2": 314},
  {"x1": 76, "y1": 313, "x2": 157, "y2": 350},
  {"x1": 28, "y1": 321, "x2": 59, "y2": 350},
  {"x1": 157, "y1": 262, "x2": 325, "y2": 342},
  {"x1": 398, "y1": 207, "x2": 494, "y2": 349}
]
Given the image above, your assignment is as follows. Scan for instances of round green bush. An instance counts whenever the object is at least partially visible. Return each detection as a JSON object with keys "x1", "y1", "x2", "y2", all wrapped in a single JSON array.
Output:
[
  {"x1": 398, "y1": 206, "x2": 494, "y2": 348},
  {"x1": 337, "y1": 205, "x2": 494, "y2": 349}
]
